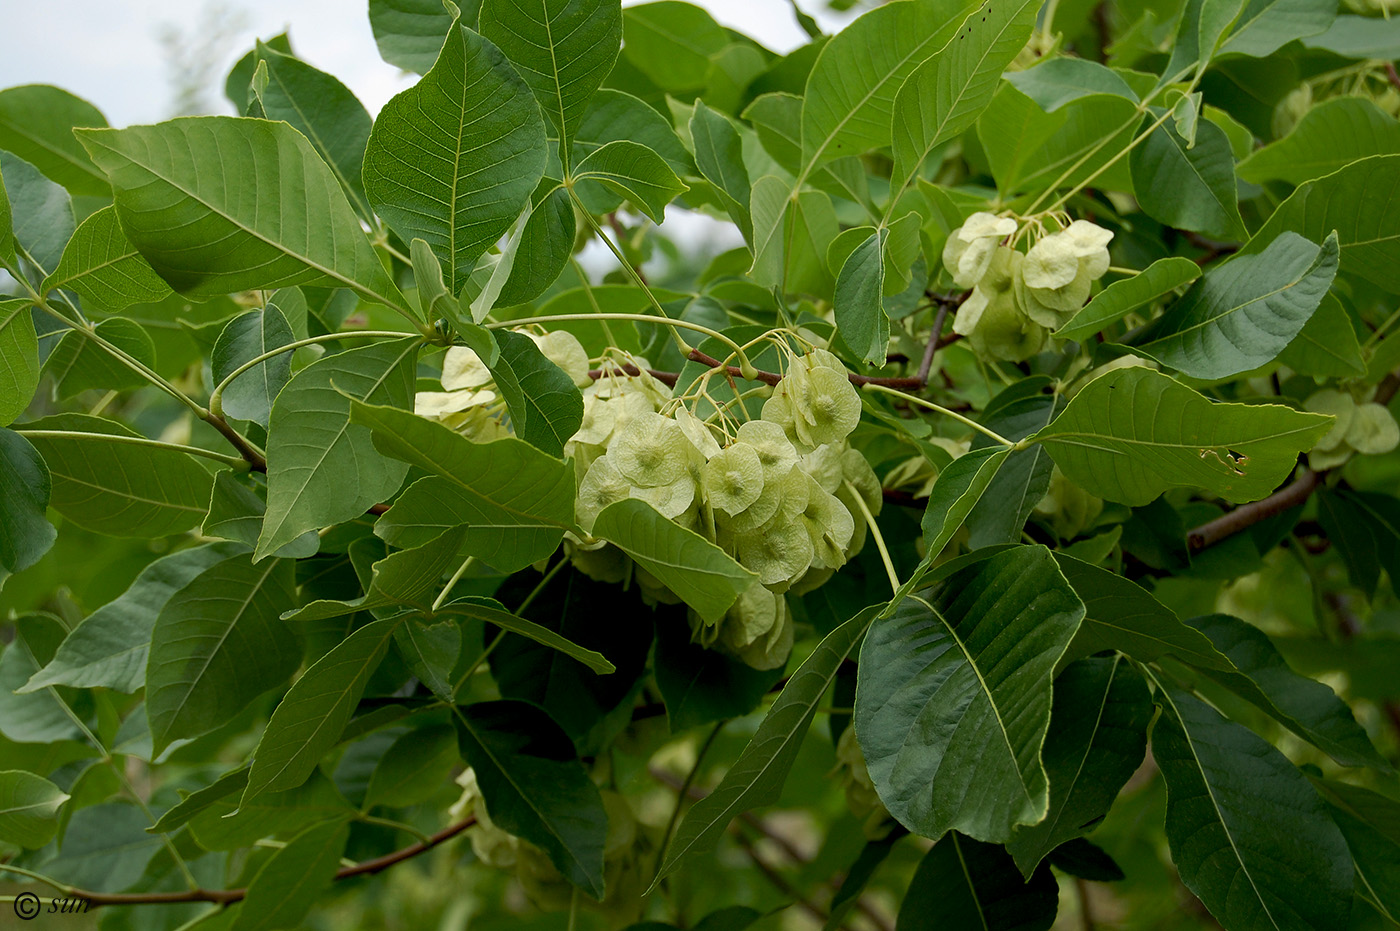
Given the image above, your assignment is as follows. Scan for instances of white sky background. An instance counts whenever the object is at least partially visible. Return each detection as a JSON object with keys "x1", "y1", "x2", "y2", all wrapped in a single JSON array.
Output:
[
  {"x1": 0, "y1": 0, "x2": 858, "y2": 272},
  {"x1": 0, "y1": 0, "x2": 855, "y2": 126}
]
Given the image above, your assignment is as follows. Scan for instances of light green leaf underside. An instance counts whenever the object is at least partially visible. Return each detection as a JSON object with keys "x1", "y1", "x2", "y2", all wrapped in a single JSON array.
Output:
[
  {"x1": 591, "y1": 499, "x2": 756, "y2": 625},
  {"x1": 363, "y1": 21, "x2": 548, "y2": 294},
  {"x1": 78, "y1": 117, "x2": 405, "y2": 308},
  {"x1": 351, "y1": 400, "x2": 577, "y2": 573},
  {"x1": 257, "y1": 338, "x2": 418, "y2": 561},
  {"x1": 1031, "y1": 366, "x2": 1332, "y2": 506},
  {"x1": 41, "y1": 205, "x2": 173, "y2": 313}
]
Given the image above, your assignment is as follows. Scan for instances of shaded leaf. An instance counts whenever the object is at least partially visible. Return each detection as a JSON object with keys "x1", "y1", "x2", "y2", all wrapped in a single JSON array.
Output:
[
  {"x1": 43, "y1": 316, "x2": 157, "y2": 398},
  {"x1": 1007, "y1": 656, "x2": 1151, "y2": 876},
  {"x1": 653, "y1": 615, "x2": 782, "y2": 732},
  {"x1": 1311, "y1": 778, "x2": 1400, "y2": 922},
  {"x1": 1130, "y1": 108, "x2": 1245, "y2": 240},
  {"x1": 833, "y1": 228, "x2": 889, "y2": 366},
  {"x1": 0, "y1": 151, "x2": 75, "y2": 274},
  {"x1": 231, "y1": 820, "x2": 349, "y2": 931},
  {"x1": 1153, "y1": 681, "x2": 1352, "y2": 931},
  {"x1": 690, "y1": 100, "x2": 752, "y2": 242},
  {"x1": 898, "y1": 832, "x2": 1058, "y2": 931},
  {"x1": 439, "y1": 595, "x2": 615, "y2": 674},
  {"x1": 146, "y1": 554, "x2": 300, "y2": 754},
  {"x1": 1239, "y1": 98, "x2": 1400, "y2": 186},
  {"x1": 455, "y1": 700, "x2": 608, "y2": 897},
  {"x1": 857, "y1": 545, "x2": 1084, "y2": 841},
  {"x1": 212, "y1": 305, "x2": 295, "y2": 428},
  {"x1": 0, "y1": 770, "x2": 68, "y2": 849},
  {"x1": 1276, "y1": 292, "x2": 1365, "y2": 377},
  {"x1": 287, "y1": 525, "x2": 468, "y2": 621},
  {"x1": 488, "y1": 328, "x2": 584, "y2": 458},
  {"x1": 243, "y1": 619, "x2": 399, "y2": 802},
  {"x1": 0, "y1": 428, "x2": 54, "y2": 574}
]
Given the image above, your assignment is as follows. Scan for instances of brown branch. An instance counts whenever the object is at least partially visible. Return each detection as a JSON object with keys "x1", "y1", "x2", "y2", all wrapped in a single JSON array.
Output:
[
  {"x1": 1187, "y1": 468, "x2": 1320, "y2": 552},
  {"x1": 61, "y1": 817, "x2": 476, "y2": 908},
  {"x1": 205, "y1": 413, "x2": 267, "y2": 472},
  {"x1": 731, "y1": 830, "x2": 830, "y2": 925},
  {"x1": 1387, "y1": 62, "x2": 1400, "y2": 92},
  {"x1": 1182, "y1": 231, "x2": 1239, "y2": 266},
  {"x1": 587, "y1": 364, "x2": 680, "y2": 388}
]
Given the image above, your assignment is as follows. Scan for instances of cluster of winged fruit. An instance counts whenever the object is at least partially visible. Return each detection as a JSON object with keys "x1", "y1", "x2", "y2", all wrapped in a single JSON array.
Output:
[
  {"x1": 1305, "y1": 388, "x2": 1400, "y2": 468},
  {"x1": 416, "y1": 333, "x2": 882, "y2": 672},
  {"x1": 944, "y1": 212, "x2": 1114, "y2": 361},
  {"x1": 571, "y1": 347, "x2": 881, "y2": 671}
]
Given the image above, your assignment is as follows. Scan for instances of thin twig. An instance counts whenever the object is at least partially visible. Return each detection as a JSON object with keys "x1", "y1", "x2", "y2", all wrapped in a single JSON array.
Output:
[{"x1": 39, "y1": 817, "x2": 476, "y2": 908}]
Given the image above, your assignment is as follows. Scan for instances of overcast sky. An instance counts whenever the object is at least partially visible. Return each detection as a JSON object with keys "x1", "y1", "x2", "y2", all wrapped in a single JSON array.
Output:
[{"x1": 0, "y1": 0, "x2": 853, "y2": 127}]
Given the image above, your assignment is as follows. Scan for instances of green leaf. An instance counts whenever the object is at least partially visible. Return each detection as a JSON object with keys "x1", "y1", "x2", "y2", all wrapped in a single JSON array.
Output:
[
  {"x1": 1003, "y1": 58, "x2": 1138, "y2": 113},
  {"x1": 24, "y1": 412, "x2": 214, "y2": 538},
  {"x1": 455, "y1": 700, "x2": 608, "y2": 897},
  {"x1": 22, "y1": 542, "x2": 245, "y2": 694},
  {"x1": 1185, "y1": 613, "x2": 1387, "y2": 769},
  {"x1": 42, "y1": 802, "x2": 163, "y2": 893},
  {"x1": 800, "y1": 0, "x2": 966, "y2": 170},
  {"x1": 1130, "y1": 232, "x2": 1339, "y2": 380},
  {"x1": 146, "y1": 554, "x2": 300, "y2": 754},
  {"x1": 977, "y1": 84, "x2": 1140, "y2": 196},
  {"x1": 572, "y1": 140, "x2": 688, "y2": 223},
  {"x1": 741, "y1": 93, "x2": 870, "y2": 207},
  {"x1": 1301, "y1": 13, "x2": 1400, "y2": 59},
  {"x1": 1310, "y1": 778, "x2": 1400, "y2": 921},
  {"x1": 1239, "y1": 98, "x2": 1400, "y2": 186},
  {"x1": 1152, "y1": 681, "x2": 1352, "y2": 931},
  {"x1": 43, "y1": 317, "x2": 157, "y2": 398},
  {"x1": 574, "y1": 89, "x2": 695, "y2": 179},
  {"x1": 964, "y1": 378, "x2": 1058, "y2": 549},
  {"x1": 857, "y1": 545, "x2": 1083, "y2": 841},
  {"x1": 364, "y1": 20, "x2": 548, "y2": 294},
  {"x1": 212, "y1": 305, "x2": 295, "y2": 428},
  {"x1": 393, "y1": 618, "x2": 461, "y2": 701},
  {"x1": 921, "y1": 446, "x2": 1011, "y2": 552},
  {"x1": 0, "y1": 159, "x2": 13, "y2": 267},
  {"x1": 498, "y1": 183, "x2": 575, "y2": 306},
  {"x1": 1277, "y1": 292, "x2": 1365, "y2": 377},
  {"x1": 0, "y1": 85, "x2": 109, "y2": 196},
  {"x1": 1054, "y1": 554, "x2": 1234, "y2": 670},
  {"x1": 251, "y1": 42, "x2": 374, "y2": 220},
  {"x1": 364, "y1": 724, "x2": 460, "y2": 808},
  {"x1": 231, "y1": 820, "x2": 349, "y2": 931},
  {"x1": 0, "y1": 429, "x2": 55, "y2": 574},
  {"x1": 1317, "y1": 489, "x2": 1400, "y2": 599},
  {"x1": 592, "y1": 499, "x2": 756, "y2": 625},
  {"x1": 1218, "y1": 0, "x2": 1336, "y2": 58},
  {"x1": 653, "y1": 615, "x2": 782, "y2": 732},
  {"x1": 0, "y1": 616, "x2": 83, "y2": 743},
  {"x1": 1031, "y1": 366, "x2": 1332, "y2": 506},
  {"x1": 1006, "y1": 656, "x2": 1152, "y2": 876},
  {"x1": 438, "y1": 595, "x2": 615, "y2": 674},
  {"x1": 243, "y1": 618, "x2": 399, "y2": 802},
  {"x1": 833, "y1": 228, "x2": 889, "y2": 366},
  {"x1": 78, "y1": 117, "x2": 406, "y2": 310},
  {"x1": 0, "y1": 301, "x2": 39, "y2": 424},
  {"x1": 0, "y1": 770, "x2": 68, "y2": 849},
  {"x1": 897, "y1": 832, "x2": 1058, "y2": 931},
  {"x1": 1245, "y1": 154, "x2": 1400, "y2": 293},
  {"x1": 203, "y1": 472, "x2": 319, "y2": 559},
  {"x1": 286, "y1": 525, "x2": 468, "y2": 621},
  {"x1": 1130, "y1": 108, "x2": 1245, "y2": 240},
  {"x1": 655, "y1": 606, "x2": 879, "y2": 883},
  {"x1": 888, "y1": 0, "x2": 1041, "y2": 196},
  {"x1": 478, "y1": 0, "x2": 620, "y2": 175},
  {"x1": 620, "y1": 1, "x2": 730, "y2": 92},
  {"x1": 488, "y1": 329, "x2": 585, "y2": 458},
  {"x1": 0, "y1": 151, "x2": 75, "y2": 274},
  {"x1": 369, "y1": 0, "x2": 456, "y2": 73},
  {"x1": 40, "y1": 205, "x2": 173, "y2": 313},
  {"x1": 823, "y1": 829, "x2": 906, "y2": 931},
  {"x1": 187, "y1": 770, "x2": 353, "y2": 851},
  {"x1": 257, "y1": 338, "x2": 418, "y2": 561},
  {"x1": 351, "y1": 401, "x2": 576, "y2": 572},
  {"x1": 689, "y1": 101, "x2": 753, "y2": 242},
  {"x1": 1054, "y1": 257, "x2": 1201, "y2": 342}
]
